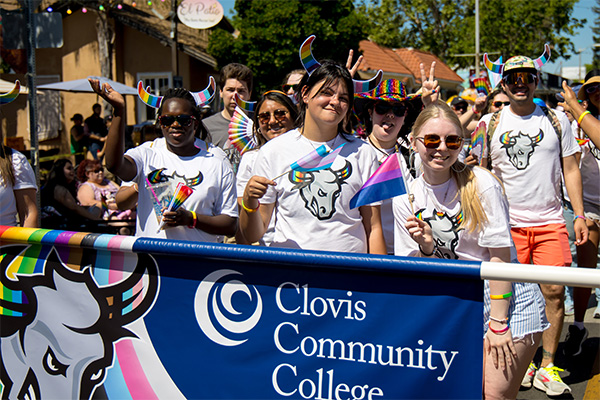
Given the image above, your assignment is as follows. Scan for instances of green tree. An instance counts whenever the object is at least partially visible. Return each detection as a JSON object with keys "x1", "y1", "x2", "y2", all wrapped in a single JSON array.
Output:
[
  {"x1": 208, "y1": 0, "x2": 368, "y2": 94},
  {"x1": 361, "y1": 0, "x2": 585, "y2": 69}
]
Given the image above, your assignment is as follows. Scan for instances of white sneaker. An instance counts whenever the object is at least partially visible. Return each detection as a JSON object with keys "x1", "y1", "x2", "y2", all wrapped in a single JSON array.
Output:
[
  {"x1": 533, "y1": 365, "x2": 571, "y2": 396},
  {"x1": 520, "y1": 362, "x2": 536, "y2": 388}
]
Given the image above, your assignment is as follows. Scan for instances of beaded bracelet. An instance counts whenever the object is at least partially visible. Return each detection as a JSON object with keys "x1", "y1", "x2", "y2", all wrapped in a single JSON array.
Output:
[
  {"x1": 488, "y1": 321, "x2": 509, "y2": 335},
  {"x1": 241, "y1": 199, "x2": 260, "y2": 213},
  {"x1": 490, "y1": 292, "x2": 512, "y2": 300},
  {"x1": 577, "y1": 110, "x2": 591, "y2": 125},
  {"x1": 574, "y1": 215, "x2": 587, "y2": 221},
  {"x1": 188, "y1": 210, "x2": 197, "y2": 229},
  {"x1": 418, "y1": 244, "x2": 436, "y2": 257},
  {"x1": 489, "y1": 316, "x2": 509, "y2": 324}
]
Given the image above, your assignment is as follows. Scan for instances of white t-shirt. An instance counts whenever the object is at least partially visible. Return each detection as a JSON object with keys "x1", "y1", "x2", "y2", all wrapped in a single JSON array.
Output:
[
  {"x1": 393, "y1": 167, "x2": 516, "y2": 261},
  {"x1": 0, "y1": 150, "x2": 37, "y2": 226},
  {"x1": 125, "y1": 138, "x2": 238, "y2": 241},
  {"x1": 480, "y1": 106, "x2": 580, "y2": 227},
  {"x1": 253, "y1": 129, "x2": 380, "y2": 253},
  {"x1": 366, "y1": 139, "x2": 415, "y2": 254},
  {"x1": 237, "y1": 149, "x2": 275, "y2": 246}
]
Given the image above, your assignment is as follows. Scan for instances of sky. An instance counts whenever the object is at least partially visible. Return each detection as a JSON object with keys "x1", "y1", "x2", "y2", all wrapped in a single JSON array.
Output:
[{"x1": 216, "y1": 0, "x2": 597, "y2": 75}]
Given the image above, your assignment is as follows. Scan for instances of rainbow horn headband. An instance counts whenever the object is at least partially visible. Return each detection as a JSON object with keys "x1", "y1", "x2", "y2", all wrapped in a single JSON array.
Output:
[
  {"x1": 0, "y1": 80, "x2": 20, "y2": 105},
  {"x1": 299, "y1": 35, "x2": 383, "y2": 94},
  {"x1": 484, "y1": 44, "x2": 551, "y2": 75},
  {"x1": 234, "y1": 93, "x2": 256, "y2": 113},
  {"x1": 137, "y1": 76, "x2": 217, "y2": 109}
]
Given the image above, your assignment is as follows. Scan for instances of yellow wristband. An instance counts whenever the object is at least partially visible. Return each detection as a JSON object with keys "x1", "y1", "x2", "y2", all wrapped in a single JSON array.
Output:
[
  {"x1": 241, "y1": 199, "x2": 260, "y2": 213},
  {"x1": 188, "y1": 210, "x2": 197, "y2": 229},
  {"x1": 577, "y1": 110, "x2": 591, "y2": 125},
  {"x1": 490, "y1": 292, "x2": 512, "y2": 300}
]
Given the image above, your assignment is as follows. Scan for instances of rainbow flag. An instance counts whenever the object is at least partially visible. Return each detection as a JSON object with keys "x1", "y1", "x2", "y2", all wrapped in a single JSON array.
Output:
[
  {"x1": 576, "y1": 137, "x2": 590, "y2": 147},
  {"x1": 290, "y1": 143, "x2": 345, "y2": 172},
  {"x1": 470, "y1": 121, "x2": 488, "y2": 165},
  {"x1": 350, "y1": 153, "x2": 406, "y2": 209},
  {"x1": 157, "y1": 183, "x2": 194, "y2": 232},
  {"x1": 473, "y1": 78, "x2": 491, "y2": 96}
]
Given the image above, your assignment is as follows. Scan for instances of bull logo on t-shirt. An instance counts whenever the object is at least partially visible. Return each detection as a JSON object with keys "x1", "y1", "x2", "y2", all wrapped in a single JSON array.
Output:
[
  {"x1": 419, "y1": 208, "x2": 463, "y2": 259},
  {"x1": 499, "y1": 130, "x2": 544, "y2": 170},
  {"x1": 147, "y1": 169, "x2": 203, "y2": 187},
  {"x1": 289, "y1": 161, "x2": 352, "y2": 220}
]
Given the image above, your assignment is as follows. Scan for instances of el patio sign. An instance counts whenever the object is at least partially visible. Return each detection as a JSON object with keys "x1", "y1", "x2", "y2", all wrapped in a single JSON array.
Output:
[{"x1": 178, "y1": 0, "x2": 224, "y2": 30}]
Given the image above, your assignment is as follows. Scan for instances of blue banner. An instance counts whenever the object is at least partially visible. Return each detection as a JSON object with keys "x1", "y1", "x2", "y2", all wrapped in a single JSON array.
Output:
[{"x1": 0, "y1": 227, "x2": 483, "y2": 399}]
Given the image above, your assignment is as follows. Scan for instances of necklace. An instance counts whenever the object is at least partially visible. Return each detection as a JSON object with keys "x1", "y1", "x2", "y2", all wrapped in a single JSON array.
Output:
[
  {"x1": 303, "y1": 132, "x2": 340, "y2": 152},
  {"x1": 368, "y1": 136, "x2": 399, "y2": 162}
]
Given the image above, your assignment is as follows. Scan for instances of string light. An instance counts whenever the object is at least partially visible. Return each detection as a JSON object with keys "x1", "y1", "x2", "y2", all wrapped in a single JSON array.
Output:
[
  {"x1": 46, "y1": 7, "x2": 53, "y2": 12},
  {"x1": 132, "y1": 2, "x2": 137, "y2": 7},
  {"x1": 99, "y1": 5, "x2": 105, "y2": 11},
  {"x1": 117, "y1": 4, "x2": 123, "y2": 9},
  {"x1": 67, "y1": 8, "x2": 72, "y2": 14},
  {"x1": 82, "y1": 7, "x2": 87, "y2": 13},
  {"x1": 147, "y1": 1, "x2": 152, "y2": 5}
]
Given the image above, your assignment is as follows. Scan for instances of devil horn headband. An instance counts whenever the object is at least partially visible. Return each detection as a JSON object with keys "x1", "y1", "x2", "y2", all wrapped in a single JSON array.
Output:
[
  {"x1": 137, "y1": 76, "x2": 217, "y2": 109},
  {"x1": 484, "y1": 43, "x2": 551, "y2": 75},
  {"x1": 234, "y1": 93, "x2": 256, "y2": 113},
  {"x1": 299, "y1": 35, "x2": 383, "y2": 94},
  {"x1": 0, "y1": 81, "x2": 21, "y2": 105}
]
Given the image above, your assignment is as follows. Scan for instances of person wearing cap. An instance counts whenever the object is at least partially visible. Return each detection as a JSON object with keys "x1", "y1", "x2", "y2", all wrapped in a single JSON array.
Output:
[
  {"x1": 558, "y1": 69, "x2": 600, "y2": 353},
  {"x1": 450, "y1": 96, "x2": 469, "y2": 116},
  {"x1": 353, "y1": 63, "x2": 438, "y2": 253},
  {"x1": 480, "y1": 46, "x2": 587, "y2": 396}
]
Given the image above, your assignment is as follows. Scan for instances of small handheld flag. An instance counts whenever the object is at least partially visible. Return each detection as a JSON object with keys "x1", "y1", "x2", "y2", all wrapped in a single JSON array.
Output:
[
  {"x1": 470, "y1": 121, "x2": 488, "y2": 166},
  {"x1": 473, "y1": 77, "x2": 491, "y2": 96},
  {"x1": 350, "y1": 153, "x2": 407, "y2": 209},
  {"x1": 290, "y1": 143, "x2": 346, "y2": 172},
  {"x1": 157, "y1": 182, "x2": 194, "y2": 232}
]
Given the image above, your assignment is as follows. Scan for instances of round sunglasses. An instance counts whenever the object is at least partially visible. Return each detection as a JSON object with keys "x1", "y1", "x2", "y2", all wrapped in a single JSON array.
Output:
[
  {"x1": 257, "y1": 109, "x2": 289, "y2": 125},
  {"x1": 374, "y1": 102, "x2": 407, "y2": 117},
  {"x1": 585, "y1": 84, "x2": 599, "y2": 94},
  {"x1": 416, "y1": 134, "x2": 463, "y2": 150},
  {"x1": 158, "y1": 114, "x2": 197, "y2": 127}
]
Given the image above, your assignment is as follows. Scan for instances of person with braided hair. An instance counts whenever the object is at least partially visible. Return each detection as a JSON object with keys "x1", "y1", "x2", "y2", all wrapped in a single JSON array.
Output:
[{"x1": 89, "y1": 79, "x2": 237, "y2": 241}]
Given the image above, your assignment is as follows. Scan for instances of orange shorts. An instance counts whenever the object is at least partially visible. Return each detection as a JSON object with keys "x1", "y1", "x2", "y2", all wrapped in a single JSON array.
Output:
[{"x1": 511, "y1": 224, "x2": 572, "y2": 266}]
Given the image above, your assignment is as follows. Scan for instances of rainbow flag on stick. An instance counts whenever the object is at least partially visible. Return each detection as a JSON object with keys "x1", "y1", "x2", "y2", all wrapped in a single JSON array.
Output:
[
  {"x1": 157, "y1": 182, "x2": 194, "y2": 232},
  {"x1": 291, "y1": 143, "x2": 345, "y2": 172},
  {"x1": 473, "y1": 77, "x2": 491, "y2": 96},
  {"x1": 350, "y1": 153, "x2": 407, "y2": 209},
  {"x1": 470, "y1": 121, "x2": 488, "y2": 166}
]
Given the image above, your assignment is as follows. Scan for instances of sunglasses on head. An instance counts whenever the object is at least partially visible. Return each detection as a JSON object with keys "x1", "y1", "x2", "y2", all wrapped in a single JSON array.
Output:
[
  {"x1": 493, "y1": 101, "x2": 511, "y2": 108},
  {"x1": 374, "y1": 102, "x2": 407, "y2": 117},
  {"x1": 585, "y1": 84, "x2": 600, "y2": 94},
  {"x1": 416, "y1": 134, "x2": 463, "y2": 150},
  {"x1": 282, "y1": 84, "x2": 299, "y2": 93},
  {"x1": 257, "y1": 109, "x2": 289, "y2": 125},
  {"x1": 502, "y1": 71, "x2": 537, "y2": 85},
  {"x1": 157, "y1": 114, "x2": 197, "y2": 127}
]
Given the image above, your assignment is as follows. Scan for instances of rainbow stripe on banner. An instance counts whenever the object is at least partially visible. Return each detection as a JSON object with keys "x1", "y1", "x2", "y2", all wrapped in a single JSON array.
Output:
[
  {"x1": 350, "y1": 153, "x2": 406, "y2": 209},
  {"x1": 290, "y1": 143, "x2": 345, "y2": 172}
]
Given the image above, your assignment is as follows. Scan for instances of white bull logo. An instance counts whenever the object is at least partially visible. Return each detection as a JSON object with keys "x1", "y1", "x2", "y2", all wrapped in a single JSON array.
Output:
[
  {"x1": 289, "y1": 161, "x2": 352, "y2": 220},
  {"x1": 0, "y1": 245, "x2": 159, "y2": 400},
  {"x1": 499, "y1": 130, "x2": 544, "y2": 170}
]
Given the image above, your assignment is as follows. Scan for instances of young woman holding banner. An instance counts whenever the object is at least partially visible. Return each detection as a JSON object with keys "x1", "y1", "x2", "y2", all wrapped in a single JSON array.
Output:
[
  {"x1": 89, "y1": 79, "x2": 237, "y2": 241},
  {"x1": 393, "y1": 101, "x2": 548, "y2": 399},
  {"x1": 240, "y1": 60, "x2": 385, "y2": 254}
]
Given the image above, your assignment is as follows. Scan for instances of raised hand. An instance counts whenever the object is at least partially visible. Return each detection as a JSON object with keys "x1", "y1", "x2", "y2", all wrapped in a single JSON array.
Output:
[
  {"x1": 346, "y1": 49, "x2": 364, "y2": 78},
  {"x1": 88, "y1": 78, "x2": 125, "y2": 111},
  {"x1": 420, "y1": 62, "x2": 439, "y2": 107}
]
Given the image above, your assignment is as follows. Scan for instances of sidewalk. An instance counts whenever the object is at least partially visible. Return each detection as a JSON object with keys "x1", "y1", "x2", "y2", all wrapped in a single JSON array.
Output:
[{"x1": 518, "y1": 301, "x2": 600, "y2": 400}]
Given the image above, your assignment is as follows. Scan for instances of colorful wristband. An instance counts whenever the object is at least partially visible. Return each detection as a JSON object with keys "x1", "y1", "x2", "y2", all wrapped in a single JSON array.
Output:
[
  {"x1": 577, "y1": 110, "x2": 591, "y2": 125},
  {"x1": 241, "y1": 199, "x2": 260, "y2": 213},
  {"x1": 574, "y1": 215, "x2": 586, "y2": 221},
  {"x1": 490, "y1": 292, "x2": 512, "y2": 300},
  {"x1": 489, "y1": 316, "x2": 509, "y2": 324},
  {"x1": 188, "y1": 210, "x2": 197, "y2": 229},
  {"x1": 472, "y1": 106, "x2": 480, "y2": 114},
  {"x1": 488, "y1": 321, "x2": 509, "y2": 334}
]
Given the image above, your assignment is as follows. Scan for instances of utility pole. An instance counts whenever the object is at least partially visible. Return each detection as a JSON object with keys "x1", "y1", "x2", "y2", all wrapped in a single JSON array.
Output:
[{"x1": 475, "y1": 0, "x2": 480, "y2": 77}]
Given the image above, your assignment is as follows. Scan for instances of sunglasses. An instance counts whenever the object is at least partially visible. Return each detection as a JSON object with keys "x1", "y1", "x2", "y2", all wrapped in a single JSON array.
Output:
[
  {"x1": 257, "y1": 109, "x2": 289, "y2": 125},
  {"x1": 416, "y1": 134, "x2": 463, "y2": 150},
  {"x1": 282, "y1": 84, "x2": 299, "y2": 93},
  {"x1": 158, "y1": 114, "x2": 197, "y2": 127},
  {"x1": 502, "y1": 71, "x2": 537, "y2": 85},
  {"x1": 493, "y1": 101, "x2": 511, "y2": 108},
  {"x1": 374, "y1": 102, "x2": 407, "y2": 117},
  {"x1": 88, "y1": 168, "x2": 103, "y2": 173},
  {"x1": 585, "y1": 84, "x2": 599, "y2": 94},
  {"x1": 453, "y1": 104, "x2": 468, "y2": 112}
]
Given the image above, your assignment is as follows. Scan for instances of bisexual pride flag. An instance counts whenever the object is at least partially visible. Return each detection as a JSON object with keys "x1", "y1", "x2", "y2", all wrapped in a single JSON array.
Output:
[
  {"x1": 290, "y1": 143, "x2": 346, "y2": 172},
  {"x1": 350, "y1": 153, "x2": 407, "y2": 209}
]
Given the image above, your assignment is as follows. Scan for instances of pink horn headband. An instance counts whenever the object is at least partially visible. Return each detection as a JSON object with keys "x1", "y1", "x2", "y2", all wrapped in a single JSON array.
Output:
[
  {"x1": 299, "y1": 35, "x2": 383, "y2": 94},
  {"x1": 137, "y1": 76, "x2": 217, "y2": 109}
]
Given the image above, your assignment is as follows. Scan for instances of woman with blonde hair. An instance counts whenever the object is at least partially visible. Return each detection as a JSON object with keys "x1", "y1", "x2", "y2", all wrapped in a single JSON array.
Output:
[{"x1": 393, "y1": 101, "x2": 548, "y2": 399}]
